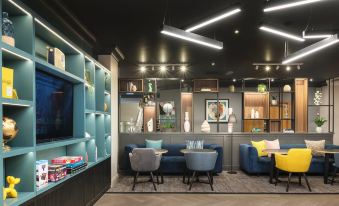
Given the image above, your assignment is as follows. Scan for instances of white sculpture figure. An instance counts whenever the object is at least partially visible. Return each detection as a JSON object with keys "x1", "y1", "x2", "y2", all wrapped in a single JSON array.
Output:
[
  {"x1": 255, "y1": 110, "x2": 259, "y2": 119},
  {"x1": 201, "y1": 120, "x2": 210, "y2": 133},
  {"x1": 147, "y1": 118, "x2": 153, "y2": 132},
  {"x1": 314, "y1": 90, "x2": 322, "y2": 105},
  {"x1": 184, "y1": 112, "x2": 190, "y2": 132},
  {"x1": 251, "y1": 108, "x2": 255, "y2": 119},
  {"x1": 135, "y1": 107, "x2": 143, "y2": 132}
]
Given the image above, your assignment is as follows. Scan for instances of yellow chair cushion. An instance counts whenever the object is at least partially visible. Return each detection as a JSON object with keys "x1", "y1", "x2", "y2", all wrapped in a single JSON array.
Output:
[
  {"x1": 251, "y1": 140, "x2": 268, "y2": 157},
  {"x1": 275, "y1": 149, "x2": 312, "y2": 173}
]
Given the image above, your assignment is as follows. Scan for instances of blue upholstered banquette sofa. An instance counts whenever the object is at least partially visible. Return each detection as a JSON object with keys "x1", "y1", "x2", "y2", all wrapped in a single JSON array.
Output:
[
  {"x1": 239, "y1": 143, "x2": 339, "y2": 174},
  {"x1": 123, "y1": 144, "x2": 223, "y2": 174}
]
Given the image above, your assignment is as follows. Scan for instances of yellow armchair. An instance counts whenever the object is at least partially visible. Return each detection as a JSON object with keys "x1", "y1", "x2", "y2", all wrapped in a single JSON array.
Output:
[{"x1": 275, "y1": 149, "x2": 312, "y2": 192}]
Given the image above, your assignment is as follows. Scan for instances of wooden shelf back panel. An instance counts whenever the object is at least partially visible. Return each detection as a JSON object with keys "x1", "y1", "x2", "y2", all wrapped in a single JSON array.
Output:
[
  {"x1": 119, "y1": 79, "x2": 144, "y2": 92},
  {"x1": 244, "y1": 92, "x2": 269, "y2": 119},
  {"x1": 193, "y1": 79, "x2": 219, "y2": 92},
  {"x1": 243, "y1": 120, "x2": 265, "y2": 132},
  {"x1": 181, "y1": 93, "x2": 193, "y2": 132},
  {"x1": 295, "y1": 78, "x2": 308, "y2": 132},
  {"x1": 270, "y1": 121, "x2": 281, "y2": 132}
]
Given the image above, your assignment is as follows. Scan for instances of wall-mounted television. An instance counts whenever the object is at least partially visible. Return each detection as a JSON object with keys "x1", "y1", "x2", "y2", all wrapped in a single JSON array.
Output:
[{"x1": 36, "y1": 70, "x2": 73, "y2": 143}]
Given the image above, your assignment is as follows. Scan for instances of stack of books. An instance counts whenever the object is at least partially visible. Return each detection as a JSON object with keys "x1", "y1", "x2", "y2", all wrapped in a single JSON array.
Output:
[{"x1": 51, "y1": 156, "x2": 87, "y2": 175}]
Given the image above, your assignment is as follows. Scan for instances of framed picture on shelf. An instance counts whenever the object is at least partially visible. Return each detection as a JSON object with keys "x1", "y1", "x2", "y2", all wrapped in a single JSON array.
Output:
[{"x1": 205, "y1": 99, "x2": 229, "y2": 123}]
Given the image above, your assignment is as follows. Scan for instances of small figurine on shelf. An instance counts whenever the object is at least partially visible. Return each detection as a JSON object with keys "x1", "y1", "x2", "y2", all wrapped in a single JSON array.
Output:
[
  {"x1": 271, "y1": 96, "x2": 278, "y2": 105},
  {"x1": 3, "y1": 176, "x2": 21, "y2": 200},
  {"x1": 3, "y1": 117, "x2": 19, "y2": 151},
  {"x1": 2, "y1": 12, "x2": 15, "y2": 47}
]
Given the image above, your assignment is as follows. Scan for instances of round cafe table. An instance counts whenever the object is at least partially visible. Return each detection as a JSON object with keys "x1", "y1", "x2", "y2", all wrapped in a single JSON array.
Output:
[{"x1": 316, "y1": 149, "x2": 339, "y2": 184}]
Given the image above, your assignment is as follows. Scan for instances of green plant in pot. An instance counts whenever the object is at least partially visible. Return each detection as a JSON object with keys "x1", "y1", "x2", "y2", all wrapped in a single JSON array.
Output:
[
  {"x1": 257, "y1": 84, "x2": 267, "y2": 93},
  {"x1": 271, "y1": 96, "x2": 278, "y2": 105},
  {"x1": 314, "y1": 114, "x2": 327, "y2": 133}
]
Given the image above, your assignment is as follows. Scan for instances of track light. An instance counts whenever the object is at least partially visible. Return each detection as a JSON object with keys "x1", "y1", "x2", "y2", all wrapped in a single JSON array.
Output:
[
  {"x1": 140, "y1": 66, "x2": 146, "y2": 73},
  {"x1": 161, "y1": 25, "x2": 223, "y2": 50},
  {"x1": 255, "y1": 65, "x2": 259, "y2": 70},
  {"x1": 286, "y1": 66, "x2": 291, "y2": 71},
  {"x1": 185, "y1": 8, "x2": 242, "y2": 32},
  {"x1": 264, "y1": 0, "x2": 325, "y2": 12},
  {"x1": 302, "y1": 31, "x2": 332, "y2": 39},
  {"x1": 309, "y1": 78, "x2": 314, "y2": 82},
  {"x1": 160, "y1": 66, "x2": 167, "y2": 72},
  {"x1": 283, "y1": 34, "x2": 339, "y2": 64},
  {"x1": 275, "y1": 65, "x2": 280, "y2": 70},
  {"x1": 260, "y1": 26, "x2": 305, "y2": 42},
  {"x1": 180, "y1": 65, "x2": 187, "y2": 72},
  {"x1": 265, "y1": 66, "x2": 271, "y2": 71},
  {"x1": 271, "y1": 79, "x2": 275, "y2": 82},
  {"x1": 233, "y1": 79, "x2": 236, "y2": 82}
]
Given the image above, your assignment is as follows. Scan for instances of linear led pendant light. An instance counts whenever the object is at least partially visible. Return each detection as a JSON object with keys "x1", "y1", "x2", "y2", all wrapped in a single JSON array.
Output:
[
  {"x1": 282, "y1": 34, "x2": 339, "y2": 64},
  {"x1": 264, "y1": 0, "x2": 325, "y2": 12},
  {"x1": 161, "y1": 25, "x2": 223, "y2": 49},
  {"x1": 302, "y1": 31, "x2": 332, "y2": 39},
  {"x1": 185, "y1": 8, "x2": 241, "y2": 32},
  {"x1": 260, "y1": 26, "x2": 305, "y2": 42}
]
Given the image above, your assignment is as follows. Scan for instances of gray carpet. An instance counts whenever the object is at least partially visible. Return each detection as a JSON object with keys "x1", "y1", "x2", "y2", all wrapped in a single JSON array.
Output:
[{"x1": 108, "y1": 171, "x2": 339, "y2": 193}]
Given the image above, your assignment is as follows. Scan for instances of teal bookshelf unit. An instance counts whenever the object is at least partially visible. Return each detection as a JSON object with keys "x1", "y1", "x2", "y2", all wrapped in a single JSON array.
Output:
[{"x1": 0, "y1": 0, "x2": 112, "y2": 205}]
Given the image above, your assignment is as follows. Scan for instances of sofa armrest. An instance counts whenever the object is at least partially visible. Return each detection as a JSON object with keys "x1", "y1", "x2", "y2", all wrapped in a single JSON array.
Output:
[
  {"x1": 239, "y1": 144, "x2": 261, "y2": 173},
  {"x1": 206, "y1": 144, "x2": 223, "y2": 173},
  {"x1": 326, "y1": 144, "x2": 339, "y2": 149}
]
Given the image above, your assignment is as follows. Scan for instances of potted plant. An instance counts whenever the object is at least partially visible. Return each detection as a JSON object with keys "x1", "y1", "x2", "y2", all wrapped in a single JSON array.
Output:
[
  {"x1": 271, "y1": 96, "x2": 278, "y2": 105},
  {"x1": 314, "y1": 114, "x2": 327, "y2": 133}
]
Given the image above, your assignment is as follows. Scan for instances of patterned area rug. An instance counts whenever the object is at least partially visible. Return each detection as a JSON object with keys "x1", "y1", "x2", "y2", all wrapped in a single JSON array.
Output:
[{"x1": 108, "y1": 171, "x2": 339, "y2": 193}]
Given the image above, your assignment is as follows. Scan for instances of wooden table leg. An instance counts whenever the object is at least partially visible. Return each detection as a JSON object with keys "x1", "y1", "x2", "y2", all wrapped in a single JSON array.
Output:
[{"x1": 324, "y1": 153, "x2": 330, "y2": 184}]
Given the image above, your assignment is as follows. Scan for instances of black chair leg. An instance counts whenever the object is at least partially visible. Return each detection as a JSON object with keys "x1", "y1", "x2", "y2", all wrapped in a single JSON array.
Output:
[
  {"x1": 132, "y1": 172, "x2": 139, "y2": 191},
  {"x1": 206, "y1": 172, "x2": 214, "y2": 191},
  {"x1": 275, "y1": 169, "x2": 280, "y2": 186},
  {"x1": 150, "y1": 172, "x2": 157, "y2": 191},
  {"x1": 303, "y1": 173, "x2": 312, "y2": 192},
  {"x1": 210, "y1": 171, "x2": 214, "y2": 185},
  {"x1": 156, "y1": 171, "x2": 160, "y2": 185},
  {"x1": 331, "y1": 167, "x2": 337, "y2": 185},
  {"x1": 189, "y1": 171, "x2": 196, "y2": 191},
  {"x1": 286, "y1": 173, "x2": 292, "y2": 192},
  {"x1": 298, "y1": 173, "x2": 302, "y2": 186}
]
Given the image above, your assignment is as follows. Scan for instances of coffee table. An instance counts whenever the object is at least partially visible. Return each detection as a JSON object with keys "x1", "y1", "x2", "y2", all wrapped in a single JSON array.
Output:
[
  {"x1": 316, "y1": 149, "x2": 339, "y2": 184},
  {"x1": 263, "y1": 149, "x2": 289, "y2": 184}
]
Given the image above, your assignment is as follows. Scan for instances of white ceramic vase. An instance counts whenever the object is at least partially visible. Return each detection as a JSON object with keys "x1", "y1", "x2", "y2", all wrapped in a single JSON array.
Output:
[
  {"x1": 184, "y1": 112, "x2": 190, "y2": 132},
  {"x1": 316, "y1": 126, "x2": 322, "y2": 133},
  {"x1": 147, "y1": 118, "x2": 153, "y2": 132}
]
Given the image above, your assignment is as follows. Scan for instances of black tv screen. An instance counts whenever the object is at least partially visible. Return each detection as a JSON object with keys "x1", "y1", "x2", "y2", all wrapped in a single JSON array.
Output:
[{"x1": 36, "y1": 70, "x2": 73, "y2": 143}]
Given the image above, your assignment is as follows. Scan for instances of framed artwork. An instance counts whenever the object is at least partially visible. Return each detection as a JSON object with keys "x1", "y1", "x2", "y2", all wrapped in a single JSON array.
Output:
[{"x1": 205, "y1": 99, "x2": 229, "y2": 123}]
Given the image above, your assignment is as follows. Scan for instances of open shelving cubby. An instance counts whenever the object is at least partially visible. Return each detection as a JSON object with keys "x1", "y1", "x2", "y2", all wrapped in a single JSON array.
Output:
[{"x1": 0, "y1": 0, "x2": 112, "y2": 205}]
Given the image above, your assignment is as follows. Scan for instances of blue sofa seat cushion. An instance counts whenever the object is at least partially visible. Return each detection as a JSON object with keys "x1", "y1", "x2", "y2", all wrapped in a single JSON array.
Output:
[{"x1": 258, "y1": 156, "x2": 271, "y2": 163}]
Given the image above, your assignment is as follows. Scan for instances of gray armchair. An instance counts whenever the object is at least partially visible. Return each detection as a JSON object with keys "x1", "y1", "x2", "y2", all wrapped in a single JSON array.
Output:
[
  {"x1": 129, "y1": 148, "x2": 161, "y2": 191},
  {"x1": 185, "y1": 151, "x2": 218, "y2": 191}
]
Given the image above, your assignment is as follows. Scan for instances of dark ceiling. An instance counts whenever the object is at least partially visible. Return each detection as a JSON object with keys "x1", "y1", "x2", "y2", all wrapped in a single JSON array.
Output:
[{"x1": 23, "y1": 0, "x2": 339, "y2": 80}]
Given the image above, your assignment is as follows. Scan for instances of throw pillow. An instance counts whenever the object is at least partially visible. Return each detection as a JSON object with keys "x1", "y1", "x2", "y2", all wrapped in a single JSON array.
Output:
[
  {"x1": 264, "y1": 139, "x2": 280, "y2": 150},
  {"x1": 145, "y1": 139, "x2": 162, "y2": 149},
  {"x1": 251, "y1": 140, "x2": 268, "y2": 157},
  {"x1": 305, "y1": 140, "x2": 325, "y2": 156}
]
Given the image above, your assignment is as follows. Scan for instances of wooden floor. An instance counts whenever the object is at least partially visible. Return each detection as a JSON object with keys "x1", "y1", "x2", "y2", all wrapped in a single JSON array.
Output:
[{"x1": 95, "y1": 193, "x2": 339, "y2": 206}]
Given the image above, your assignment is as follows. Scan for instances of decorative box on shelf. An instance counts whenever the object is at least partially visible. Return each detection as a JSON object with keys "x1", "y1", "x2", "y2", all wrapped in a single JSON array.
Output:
[
  {"x1": 47, "y1": 47, "x2": 65, "y2": 70},
  {"x1": 119, "y1": 79, "x2": 144, "y2": 93},
  {"x1": 36, "y1": 160, "x2": 48, "y2": 189},
  {"x1": 193, "y1": 79, "x2": 219, "y2": 92},
  {"x1": 48, "y1": 165, "x2": 67, "y2": 182}
]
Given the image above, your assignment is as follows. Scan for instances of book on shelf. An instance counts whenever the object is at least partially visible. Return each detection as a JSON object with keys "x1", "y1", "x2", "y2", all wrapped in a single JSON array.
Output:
[{"x1": 51, "y1": 156, "x2": 83, "y2": 164}]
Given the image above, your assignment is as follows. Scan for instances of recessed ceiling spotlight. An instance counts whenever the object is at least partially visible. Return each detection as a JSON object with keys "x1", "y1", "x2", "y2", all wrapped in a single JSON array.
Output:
[
  {"x1": 260, "y1": 26, "x2": 305, "y2": 42},
  {"x1": 286, "y1": 66, "x2": 291, "y2": 71},
  {"x1": 211, "y1": 62, "x2": 215, "y2": 66},
  {"x1": 140, "y1": 66, "x2": 146, "y2": 73},
  {"x1": 160, "y1": 65, "x2": 167, "y2": 72},
  {"x1": 265, "y1": 66, "x2": 271, "y2": 71},
  {"x1": 181, "y1": 79, "x2": 184, "y2": 82},
  {"x1": 264, "y1": 0, "x2": 325, "y2": 13},
  {"x1": 232, "y1": 78, "x2": 236, "y2": 82},
  {"x1": 152, "y1": 66, "x2": 155, "y2": 71},
  {"x1": 172, "y1": 66, "x2": 175, "y2": 71},
  {"x1": 297, "y1": 65, "x2": 301, "y2": 70},
  {"x1": 180, "y1": 65, "x2": 187, "y2": 72},
  {"x1": 234, "y1": 29, "x2": 239, "y2": 34},
  {"x1": 185, "y1": 8, "x2": 242, "y2": 32},
  {"x1": 309, "y1": 78, "x2": 313, "y2": 82},
  {"x1": 271, "y1": 78, "x2": 275, "y2": 82}
]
